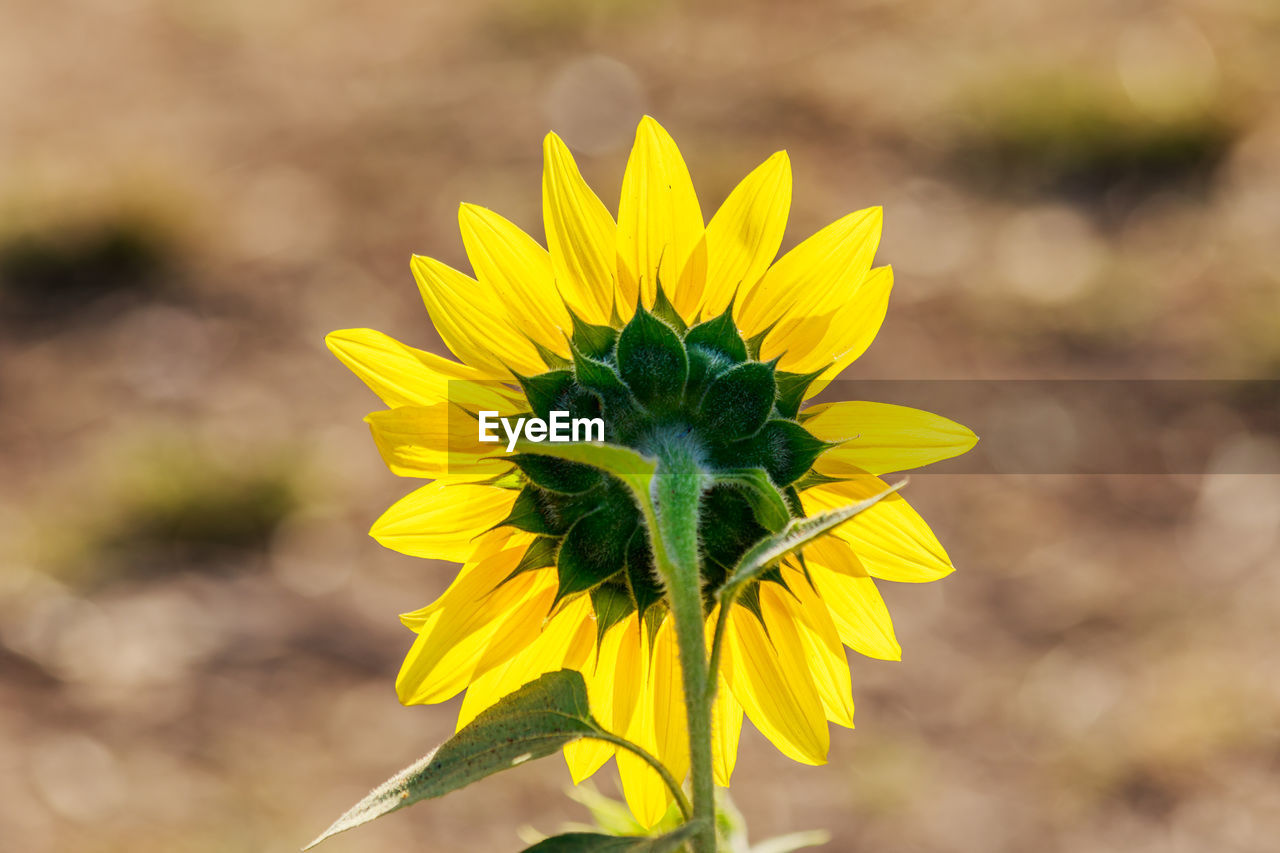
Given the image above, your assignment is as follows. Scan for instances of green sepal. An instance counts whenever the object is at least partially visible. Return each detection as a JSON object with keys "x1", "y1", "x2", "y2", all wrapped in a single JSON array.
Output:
[
  {"x1": 649, "y1": 275, "x2": 687, "y2": 333},
  {"x1": 532, "y1": 340, "x2": 573, "y2": 370},
  {"x1": 774, "y1": 368, "x2": 824, "y2": 419},
  {"x1": 739, "y1": 419, "x2": 830, "y2": 487},
  {"x1": 304, "y1": 670, "x2": 597, "y2": 850},
  {"x1": 590, "y1": 580, "x2": 636, "y2": 646},
  {"x1": 736, "y1": 582, "x2": 767, "y2": 625},
  {"x1": 699, "y1": 361, "x2": 776, "y2": 440},
  {"x1": 792, "y1": 469, "x2": 842, "y2": 491},
  {"x1": 516, "y1": 370, "x2": 575, "y2": 420},
  {"x1": 554, "y1": 505, "x2": 637, "y2": 603},
  {"x1": 504, "y1": 535, "x2": 560, "y2": 582},
  {"x1": 624, "y1": 526, "x2": 663, "y2": 617},
  {"x1": 698, "y1": 484, "x2": 769, "y2": 570},
  {"x1": 743, "y1": 318, "x2": 780, "y2": 360},
  {"x1": 499, "y1": 485, "x2": 600, "y2": 536},
  {"x1": 717, "y1": 467, "x2": 791, "y2": 532},
  {"x1": 498, "y1": 486, "x2": 557, "y2": 535},
  {"x1": 509, "y1": 453, "x2": 602, "y2": 494},
  {"x1": 615, "y1": 302, "x2": 688, "y2": 409},
  {"x1": 570, "y1": 312, "x2": 618, "y2": 360},
  {"x1": 684, "y1": 343, "x2": 735, "y2": 401},
  {"x1": 685, "y1": 305, "x2": 747, "y2": 364}
]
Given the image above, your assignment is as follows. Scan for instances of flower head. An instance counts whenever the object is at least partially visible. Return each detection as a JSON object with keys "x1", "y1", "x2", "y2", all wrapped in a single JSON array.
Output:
[{"x1": 328, "y1": 117, "x2": 977, "y2": 827}]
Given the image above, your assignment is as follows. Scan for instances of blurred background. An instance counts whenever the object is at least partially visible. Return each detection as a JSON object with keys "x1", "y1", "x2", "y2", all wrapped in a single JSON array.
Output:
[{"x1": 2, "y1": 1, "x2": 1279, "y2": 851}]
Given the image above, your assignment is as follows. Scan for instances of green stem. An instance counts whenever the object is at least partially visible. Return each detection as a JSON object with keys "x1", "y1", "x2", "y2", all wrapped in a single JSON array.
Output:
[
  {"x1": 588, "y1": 732, "x2": 692, "y2": 821},
  {"x1": 705, "y1": 587, "x2": 737, "y2": 707},
  {"x1": 647, "y1": 441, "x2": 716, "y2": 853}
]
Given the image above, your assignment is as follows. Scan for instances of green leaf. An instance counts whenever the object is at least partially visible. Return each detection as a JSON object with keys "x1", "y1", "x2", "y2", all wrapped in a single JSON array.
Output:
[
  {"x1": 521, "y1": 822, "x2": 706, "y2": 853},
  {"x1": 305, "y1": 671, "x2": 597, "y2": 850},
  {"x1": 718, "y1": 479, "x2": 907, "y2": 596},
  {"x1": 699, "y1": 362, "x2": 776, "y2": 440},
  {"x1": 615, "y1": 304, "x2": 688, "y2": 408},
  {"x1": 624, "y1": 526, "x2": 664, "y2": 617},
  {"x1": 716, "y1": 468, "x2": 790, "y2": 533}
]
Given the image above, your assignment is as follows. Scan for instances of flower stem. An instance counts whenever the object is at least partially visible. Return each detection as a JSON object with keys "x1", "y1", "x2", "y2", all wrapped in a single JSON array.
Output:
[
  {"x1": 588, "y1": 732, "x2": 692, "y2": 821},
  {"x1": 648, "y1": 441, "x2": 716, "y2": 853}
]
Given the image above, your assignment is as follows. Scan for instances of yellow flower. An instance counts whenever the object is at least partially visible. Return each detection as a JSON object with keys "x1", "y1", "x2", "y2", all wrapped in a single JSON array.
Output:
[{"x1": 327, "y1": 117, "x2": 977, "y2": 828}]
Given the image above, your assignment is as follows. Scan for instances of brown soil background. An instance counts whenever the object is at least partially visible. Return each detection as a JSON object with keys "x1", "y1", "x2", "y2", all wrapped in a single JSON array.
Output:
[{"x1": 2, "y1": 1, "x2": 1279, "y2": 851}]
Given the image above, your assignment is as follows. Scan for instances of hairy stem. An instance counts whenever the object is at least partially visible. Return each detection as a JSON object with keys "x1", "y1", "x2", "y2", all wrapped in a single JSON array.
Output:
[
  {"x1": 648, "y1": 441, "x2": 715, "y2": 853},
  {"x1": 587, "y1": 732, "x2": 692, "y2": 820}
]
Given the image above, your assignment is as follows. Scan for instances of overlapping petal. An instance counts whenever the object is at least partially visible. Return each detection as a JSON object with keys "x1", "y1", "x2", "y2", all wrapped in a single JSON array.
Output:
[
  {"x1": 543, "y1": 132, "x2": 617, "y2": 324},
  {"x1": 802, "y1": 472, "x2": 955, "y2": 583},
  {"x1": 370, "y1": 481, "x2": 517, "y2": 562},
  {"x1": 366, "y1": 403, "x2": 516, "y2": 481},
  {"x1": 701, "y1": 152, "x2": 791, "y2": 321}
]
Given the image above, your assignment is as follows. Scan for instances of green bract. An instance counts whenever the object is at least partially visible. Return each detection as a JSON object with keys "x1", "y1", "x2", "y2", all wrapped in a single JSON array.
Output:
[{"x1": 499, "y1": 291, "x2": 833, "y2": 626}]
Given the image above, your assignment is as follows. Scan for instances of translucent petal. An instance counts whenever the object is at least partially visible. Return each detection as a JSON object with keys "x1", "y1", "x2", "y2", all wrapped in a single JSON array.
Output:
[
  {"x1": 701, "y1": 151, "x2": 791, "y2": 320},
  {"x1": 366, "y1": 403, "x2": 517, "y2": 481},
  {"x1": 803, "y1": 539, "x2": 902, "y2": 661},
  {"x1": 737, "y1": 207, "x2": 882, "y2": 339},
  {"x1": 616, "y1": 116, "x2": 705, "y2": 318},
  {"x1": 409, "y1": 255, "x2": 544, "y2": 377},
  {"x1": 774, "y1": 569, "x2": 855, "y2": 726},
  {"x1": 325, "y1": 328, "x2": 518, "y2": 409},
  {"x1": 370, "y1": 482, "x2": 516, "y2": 562},
  {"x1": 801, "y1": 473, "x2": 955, "y2": 583},
  {"x1": 723, "y1": 606, "x2": 828, "y2": 765},
  {"x1": 459, "y1": 203, "x2": 571, "y2": 356},
  {"x1": 543, "y1": 132, "x2": 616, "y2": 324},
  {"x1": 805, "y1": 400, "x2": 978, "y2": 475}
]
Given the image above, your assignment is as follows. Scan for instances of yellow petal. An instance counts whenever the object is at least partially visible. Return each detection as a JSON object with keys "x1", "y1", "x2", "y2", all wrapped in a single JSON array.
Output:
[
  {"x1": 458, "y1": 203, "x2": 571, "y2": 357},
  {"x1": 371, "y1": 482, "x2": 516, "y2": 562},
  {"x1": 409, "y1": 254, "x2": 544, "y2": 378},
  {"x1": 803, "y1": 540, "x2": 901, "y2": 661},
  {"x1": 366, "y1": 403, "x2": 516, "y2": 481},
  {"x1": 770, "y1": 264, "x2": 892, "y2": 378},
  {"x1": 802, "y1": 474, "x2": 955, "y2": 583},
  {"x1": 705, "y1": 608, "x2": 743, "y2": 786},
  {"x1": 397, "y1": 530, "x2": 531, "y2": 631},
  {"x1": 616, "y1": 621, "x2": 671, "y2": 828},
  {"x1": 711, "y1": 670, "x2": 743, "y2": 787},
  {"x1": 396, "y1": 567, "x2": 555, "y2": 704},
  {"x1": 701, "y1": 151, "x2": 791, "y2": 320},
  {"x1": 325, "y1": 328, "x2": 516, "y2": 409},
  {"x1": 564, "y1": 616, "x2": 634, "y2": 783},
  {"x1": 805, "y1": 400, "x2": 978, "y2": 475},
  {"x1": 723, "y1": 605, "x2": 828, "y2": 765},
  {"x1": 737, "y1": 206, "x2": 882, "y2": 339},
  {"x1": 648, "y1": 617, "x2": 690, "y2": 786},
  {"x1": 456, "y1": 595, "x2": 591, "y2": 729},
  {"x1": 543, "y1": 132, "x2": 616, "y2": 324},
  {"x1": 616, "y1": 116, "x2": 705, "y2": 318},
  {"x1": 775, "y1": 569, "x2": 855, "y2": 726}
]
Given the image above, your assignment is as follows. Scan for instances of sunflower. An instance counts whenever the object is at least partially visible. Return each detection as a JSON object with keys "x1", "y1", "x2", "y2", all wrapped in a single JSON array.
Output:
[{"x1": 327, "y1": 116, "x2": 977, "y2": 828}]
